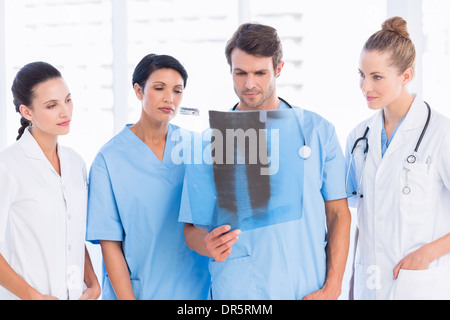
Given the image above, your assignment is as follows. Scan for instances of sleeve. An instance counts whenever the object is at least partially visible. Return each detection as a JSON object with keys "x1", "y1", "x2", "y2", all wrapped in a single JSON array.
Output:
[
  {"x1": 320, "y1": 125, "x2": 348, "y2": 201},
  {"x1": 436, "y1": 129, "x2": 450, "y2": 191},
  {"x1": 178, "y1": 175, "x2": 194, "y2": 224},
  {"x1": 0, "y1": 162, "x2": 15, "y2": 247},
  {"x1": 178, "y1": 130, "x2": 215, "y2": 230},
  {"x1": 85, "y1": 152, "x2": 124, "y2": 244}
]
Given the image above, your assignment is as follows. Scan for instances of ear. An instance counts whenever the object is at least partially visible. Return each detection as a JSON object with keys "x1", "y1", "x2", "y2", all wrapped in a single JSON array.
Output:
[
  {"x1": 134, "y1": 83, "x2": 143, "y2": 100},
  {"x1": 19, "y1": 105, "x2": 33, "y2": 121},
  {"x1": 276, "y1": 61, "x2": 285, "y2": 78},
  {"x1": 402, "y1": 67, "x2": 414, "y2": 85}
]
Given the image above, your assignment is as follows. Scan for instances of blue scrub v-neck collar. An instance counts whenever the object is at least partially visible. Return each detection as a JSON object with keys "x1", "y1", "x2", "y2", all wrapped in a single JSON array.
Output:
[
  {"x1": 381, "y1": 112, "x2": 406, "y2": 157},
  {"x1": 123, "y1": 123, "x2": 175, "y2": 168}
]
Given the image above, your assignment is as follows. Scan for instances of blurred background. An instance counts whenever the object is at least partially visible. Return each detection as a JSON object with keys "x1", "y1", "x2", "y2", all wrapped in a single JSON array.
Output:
[{"x1": 1, "y1": 0, "x2": 449, "y2": 299}]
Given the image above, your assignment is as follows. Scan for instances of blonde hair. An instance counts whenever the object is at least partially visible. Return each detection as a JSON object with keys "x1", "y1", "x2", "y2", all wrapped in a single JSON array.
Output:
[{"x1": 364, "y1": 16, "x2": 416, "y2": 75}]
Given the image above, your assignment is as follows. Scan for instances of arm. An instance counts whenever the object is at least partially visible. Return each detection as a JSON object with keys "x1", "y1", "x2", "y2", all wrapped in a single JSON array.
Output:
[
  {"x1": 99, "y1": 240, "x2": 135, "y2": 300},
  {"x1": 183, "y1": 224, "x2": 241, "y2": 262},
  {"x1": 78, "y1": 246, "x2": 101, "y2": 300},
  {"x1": 0, "y1": 253, "x2": 57, "y2": 300},
  {"x1": 304, "y1": 198, "x2": 351, "y2": 300},
  {"x1": 393, "y1": 233, "x2": 450, "y2": 279}
]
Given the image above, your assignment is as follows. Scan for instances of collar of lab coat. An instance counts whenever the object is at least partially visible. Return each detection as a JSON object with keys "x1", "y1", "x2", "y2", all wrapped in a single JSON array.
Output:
[
  {"x1": 378, "y1": 94, "x2": 428, "y2": 160},
  {"x1": 19, "y1": 127, "x2": 49, "y2": 160},
  {"x1": 365, "y1": 94, "x2": 427, "y2": 166},
  {"x1": 399, "y1": 95, "x2": 429, "y2": 132},
  {"x1": 18, "y1": 127, "x2": 70, "y2": 175}
]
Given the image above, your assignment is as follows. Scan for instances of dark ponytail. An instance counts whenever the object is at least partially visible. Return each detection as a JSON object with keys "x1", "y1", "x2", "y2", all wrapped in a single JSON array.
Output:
[{"x1": 11, "y1": 62, "x2": 62, "y2": 140}]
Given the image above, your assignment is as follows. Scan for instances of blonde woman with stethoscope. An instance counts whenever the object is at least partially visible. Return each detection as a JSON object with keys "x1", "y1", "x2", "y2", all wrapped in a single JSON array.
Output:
[{"x1": 345, "y1": 17, "x2": 450, "y2": 300}]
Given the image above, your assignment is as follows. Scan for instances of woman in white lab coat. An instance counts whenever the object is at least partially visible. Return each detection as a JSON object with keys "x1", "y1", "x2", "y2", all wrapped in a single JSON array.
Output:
[
  {"x1": 0, "y1": 62, "x2": 100, "y2": 300},
  {"x1": 346, "y1": 17, "x2": 450, "y2": 300}
]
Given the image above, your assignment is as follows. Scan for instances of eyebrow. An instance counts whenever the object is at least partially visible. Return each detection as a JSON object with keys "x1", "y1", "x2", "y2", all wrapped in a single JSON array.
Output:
[
  {"x1": 358, "y1": 69, "x2": 384, "y2": 75},
  {"x1": 43, "y1": 93, "x2": 71, "y2": 104},
  {"x1": 234, "y1": 68, "x2": 269, "y2": 73},
  {"x1": 152, "y1": 81, "x2": 183, "y2": 87}
]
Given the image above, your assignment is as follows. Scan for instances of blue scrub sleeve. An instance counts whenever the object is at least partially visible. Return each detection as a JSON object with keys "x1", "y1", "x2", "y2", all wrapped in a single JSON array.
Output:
[
  {"x1": 320, "y1": 127, "x2": 347, "y2": 201},
  {"x1": 86, "y1": 153, "x2": 124, "y2": 244},
  {"x1": 178, "y1": 175, "x2": 193, "y2": 224}
]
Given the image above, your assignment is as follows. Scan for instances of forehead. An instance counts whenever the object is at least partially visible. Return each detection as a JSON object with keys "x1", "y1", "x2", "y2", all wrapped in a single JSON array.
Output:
[
  {"x1": 359, "y1": 50, "x2": 394, "y2": 71},
  {"x1": 231, "y1": 48, "x2": 274, "y2": 71},
  {"x1": 32, "y1": 78, "x2": 69, "y2": 102},
  {"x1": 147, "y1": 68, "x2": 184, "y2": 85}
]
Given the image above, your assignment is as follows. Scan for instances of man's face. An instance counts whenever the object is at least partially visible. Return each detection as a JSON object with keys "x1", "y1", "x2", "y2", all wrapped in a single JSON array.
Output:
[{"x1": 231, "y1": 48, "x2": 284, "y2": 110}]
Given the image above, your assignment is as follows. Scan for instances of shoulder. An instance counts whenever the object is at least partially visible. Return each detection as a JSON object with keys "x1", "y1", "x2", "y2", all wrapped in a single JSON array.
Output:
[
  {"x1": 0, "y1": 141, "x2": 24, "y2": 166},
  {"x1": 95, "y1": 127, "x2": 131, "y2": 158},
  {"x1": 302, "y1": 108, "x2": 335, "y2": 129},
  {"x1": 295, "y1": 106, "x2": 338, "y2": 141},
  {"x1": 429, "y1": 108, "x2": 450, "y2": 149},
  {"x1": 347, "y1": 111, "x2": 379, "y2": 141},
  {"x1": 430, "y1": 108, "x2": 450, "y2": 129}
]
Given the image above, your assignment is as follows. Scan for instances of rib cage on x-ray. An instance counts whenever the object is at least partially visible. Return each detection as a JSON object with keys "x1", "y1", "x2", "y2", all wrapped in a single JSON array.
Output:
[{"x1": 209, "y1": 111, "x2": 270, "y2": 218}]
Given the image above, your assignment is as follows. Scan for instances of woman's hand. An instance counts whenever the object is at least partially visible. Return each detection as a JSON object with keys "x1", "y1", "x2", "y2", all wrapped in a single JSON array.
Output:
[{"x1": 393, "y1": 245, "x2": 433, "y2": 279}]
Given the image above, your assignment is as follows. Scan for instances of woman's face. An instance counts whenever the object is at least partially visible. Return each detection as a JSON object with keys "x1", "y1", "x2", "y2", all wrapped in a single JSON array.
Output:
[
  {"x1": 20, "y1": 77, "x2": 73, "y2": 137},
  {"x1": 134, "y1": 68, "x2": 184, "y2": 124},
  {"x1": 358, "y1": 50, "x2": 411, "y2": 111}
]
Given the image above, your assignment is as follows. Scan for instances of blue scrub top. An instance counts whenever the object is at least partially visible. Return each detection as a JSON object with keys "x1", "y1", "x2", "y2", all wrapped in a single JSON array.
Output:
[
  {"x1": 179, "y1": 101, "x2": 347, "y2": 299},
  {"x1": 86, "y1": 124, "x2": 210, "y2": 300}
]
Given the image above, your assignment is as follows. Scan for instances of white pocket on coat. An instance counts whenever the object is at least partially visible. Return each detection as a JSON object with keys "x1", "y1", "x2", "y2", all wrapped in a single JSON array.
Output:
[{"x1": 391, "y1": 267, "x2": 450, "y2": 300}]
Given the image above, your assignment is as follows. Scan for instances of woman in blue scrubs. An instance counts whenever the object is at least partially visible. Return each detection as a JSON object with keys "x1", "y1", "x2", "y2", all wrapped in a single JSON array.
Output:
[{"x1": 86, "y1": 54, "x2": 210, "y2": 300}]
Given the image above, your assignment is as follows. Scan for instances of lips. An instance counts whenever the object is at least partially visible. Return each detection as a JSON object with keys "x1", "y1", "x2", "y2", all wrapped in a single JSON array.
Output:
[
  {"x1": 57, "y1": 120, "x2": 71, "y2": 126},
  {"x1": 159, "y1": 107, "x2": 174, "y2": 114},
  {"x1": 243, "y1": 91, "x2": 260, "y2": 99},
  {"x1": 366, "y1": 96, "x2": 377, "y2": 102}
]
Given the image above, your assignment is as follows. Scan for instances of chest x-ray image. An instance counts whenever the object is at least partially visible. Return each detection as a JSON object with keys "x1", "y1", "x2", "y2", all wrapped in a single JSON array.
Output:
[{"x1": 184, "y1": 108, "x2": 305, "y2": 231}]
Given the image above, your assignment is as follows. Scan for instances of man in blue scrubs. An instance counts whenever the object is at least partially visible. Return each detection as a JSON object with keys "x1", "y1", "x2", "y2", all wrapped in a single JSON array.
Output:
[{"x1": 180, "y1": 23, "x2": 351, "y2": 300}]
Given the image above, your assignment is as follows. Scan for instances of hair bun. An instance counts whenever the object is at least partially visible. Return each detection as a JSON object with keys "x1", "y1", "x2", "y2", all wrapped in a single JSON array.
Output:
[{"x1": 382, "y1": 16, "x2": 410, "y2": 39}]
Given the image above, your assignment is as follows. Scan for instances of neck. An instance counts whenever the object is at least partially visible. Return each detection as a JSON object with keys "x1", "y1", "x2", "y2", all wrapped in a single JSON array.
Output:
[
  {"x1": 29, "y1": 127, "x2": 61, "y2": 175},
  {"x1": 131, "y1": 118, "x2": 169, "y2": 143},
  {"x1": 383, "y1": 92, "x2": 414, "y2": 127},
  {"x1": 29, "y1": 127, "x2": 58, "y2": 158}
]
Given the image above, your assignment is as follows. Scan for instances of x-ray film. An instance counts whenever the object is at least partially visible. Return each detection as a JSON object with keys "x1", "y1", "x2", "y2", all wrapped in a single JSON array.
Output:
[{"x1": 184, "y1": 108, "x2": 305, "y2": 231}]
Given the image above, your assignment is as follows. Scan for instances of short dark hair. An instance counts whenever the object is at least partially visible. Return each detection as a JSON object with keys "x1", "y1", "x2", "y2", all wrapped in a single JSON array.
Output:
[
  {"x1": 132, "y1": 54, "x2": 188, "y2": 89},
  {"x1": 11, "y1": 61, "x2": 62, "y2": 140},
  {"x1": 225, "y1": 23, "x2": 283, "y2": 71}
]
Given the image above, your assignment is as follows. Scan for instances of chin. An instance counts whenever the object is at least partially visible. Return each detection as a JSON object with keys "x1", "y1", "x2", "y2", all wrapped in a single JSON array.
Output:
[
  {"x1": 56, "y1": 127, "x2": 71, "y2": 136},
  {"x1": 367, "y1": 102, "x2": 383, "y2": 111}
]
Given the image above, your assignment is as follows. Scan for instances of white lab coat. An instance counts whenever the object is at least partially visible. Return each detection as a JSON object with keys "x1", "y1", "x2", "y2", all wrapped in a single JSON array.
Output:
[
  {"x1": 0, "y1": 128, "x2": 87, "y2": 300},
  {"x1": 346, "y1": 96, "x2": 450, "y2": 300}
]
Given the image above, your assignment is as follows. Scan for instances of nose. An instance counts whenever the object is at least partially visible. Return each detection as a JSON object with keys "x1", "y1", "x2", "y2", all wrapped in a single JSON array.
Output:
[
  {"x1": 360, "y1": 77, "x2": 371, "y2": 93},
  {"x1": 245, "y1": 74, "x2": 256, "y2": 89},
  {"x1": 60, "y1": 103, "x2": 71, "y2": 118},
  {"x1": 163, "y1": 91, "x2": 174, "y2": 104}
]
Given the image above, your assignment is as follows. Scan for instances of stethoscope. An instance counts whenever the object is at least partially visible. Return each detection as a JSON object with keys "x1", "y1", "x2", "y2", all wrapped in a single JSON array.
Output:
[
  {"x1": 232, "y1": 97, "x2": 312, "y2": 160},
  {"x1": 346, "y1": 101, "x2": 431, "y2": 198}
]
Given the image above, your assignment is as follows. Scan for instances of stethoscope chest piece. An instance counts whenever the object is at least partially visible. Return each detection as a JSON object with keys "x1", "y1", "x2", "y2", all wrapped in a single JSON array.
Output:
[
  {"x1": 298, "y1": 145, "x2": 312, "y2": 160},
  {"x1": 403, "y1": 186, "x2": 411, "y2": 195},
  {"x1": 407, "y1": 154, "x2": 416, "y2": 164}
]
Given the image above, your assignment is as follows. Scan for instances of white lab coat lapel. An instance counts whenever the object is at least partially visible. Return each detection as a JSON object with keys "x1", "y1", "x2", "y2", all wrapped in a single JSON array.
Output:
[
  {"x1": 366, "y1": 111, "x2": 383, "y2": 171},
  {"x1": 381, "y1": 97, "x2": 427, "y2": 164}
]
